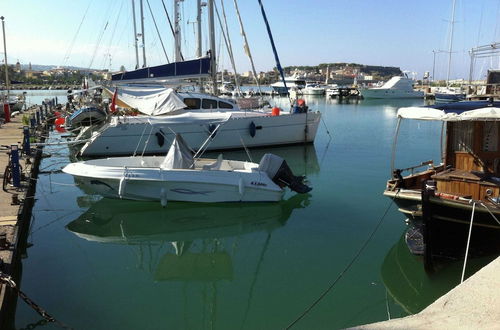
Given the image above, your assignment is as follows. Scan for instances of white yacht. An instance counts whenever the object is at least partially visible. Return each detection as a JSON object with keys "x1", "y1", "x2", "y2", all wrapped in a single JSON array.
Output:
[
  {"x1": 77, "y1": 86, "x2": 321, "y2": 157},
  {"x1": 270, "y1": 76, "x2": 306, "y2": 94},
  {"x1": 301, "y1": 83, "x2": 325, "y2": 95},
  {"x1": 360, "y1": 75, "x2": 424, "y2": 99}
]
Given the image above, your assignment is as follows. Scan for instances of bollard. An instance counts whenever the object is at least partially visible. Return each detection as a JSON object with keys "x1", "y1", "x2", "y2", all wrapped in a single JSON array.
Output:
[
  {"x1": 55, "y1": 97, "x2": 58, "y2": 105},
  {"x1": 22, "y1": 126, "x2": 31, "y2": 156},
  {"x1": 3, "y1": 103, "x2": 10, "y2": 123},
  {"x1": 39, "y1": 106, "x2": 45, "y2": 121},
  {"x1": 30, "y1": 114, "x2": 36, "y2": 128},
  {"x1": 10, "y1": 145, "x2": 21, "y2": 188},
  {"x1": 35, "y1": 110, "x2": 40, "y2": 125}
]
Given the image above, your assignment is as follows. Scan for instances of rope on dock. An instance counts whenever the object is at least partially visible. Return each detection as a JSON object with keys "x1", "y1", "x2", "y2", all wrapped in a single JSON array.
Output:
[{"x1": 285, "y1": 192, "x2": 398, "y2": 329}]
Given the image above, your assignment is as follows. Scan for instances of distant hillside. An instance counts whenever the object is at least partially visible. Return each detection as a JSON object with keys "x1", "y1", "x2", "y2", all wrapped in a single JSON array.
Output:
[
  {"x1": 285, "y1": 62, "x2": 402, "y2": 79},
  {"x1": 19, "y1": 64, "x2": 95, "y2": 71}
]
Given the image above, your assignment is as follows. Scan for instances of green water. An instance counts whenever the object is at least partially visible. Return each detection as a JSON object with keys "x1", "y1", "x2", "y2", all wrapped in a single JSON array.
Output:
[{"x1": 13, "y1": 96, "x2": 490, "y2": 329}]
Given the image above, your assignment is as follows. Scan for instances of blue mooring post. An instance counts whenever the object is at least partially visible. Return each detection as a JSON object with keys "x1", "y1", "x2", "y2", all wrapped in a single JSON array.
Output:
[
  {"x1": 30, "y1": 114, "x2": 36, "y2": 128},
  {"x1": 39, "y1": 106, "x2": 45, "y2": 121},
  {"x1": 10, "y1": 145, "x2": 21, "y2": 188},
  {"x1": 35, "y1": 110, "x2": 40, "y2": 125},
  {"x1": 23, "y1": 126, "x2": 31, "y2": 156}
]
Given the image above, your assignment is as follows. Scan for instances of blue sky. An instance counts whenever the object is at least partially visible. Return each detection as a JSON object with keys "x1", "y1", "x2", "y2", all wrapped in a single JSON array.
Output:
[{"x1": 2, "y1": 0, "x2": 500, "y2": 80}]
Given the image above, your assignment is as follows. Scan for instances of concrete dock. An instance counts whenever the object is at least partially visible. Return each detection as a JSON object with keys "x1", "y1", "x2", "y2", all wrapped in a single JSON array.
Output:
[
  {"x1": 0, "y1": 107, "x2": 46, "y2": 328},
  {"x1": 355, "y1": 256, "x2": 500, "y2": 329}
]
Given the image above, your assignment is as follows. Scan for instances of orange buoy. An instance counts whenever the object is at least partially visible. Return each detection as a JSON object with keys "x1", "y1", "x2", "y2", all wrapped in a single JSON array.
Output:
[
  {"x1": 55, "y1": 117, "x2": 65, "y2": 126},
  {"x1": 297, "y1": 99, "x2": 305, "y2": 106},
  {"x1": 271, "y1": 107, "x2": 280, "y2": 116}
]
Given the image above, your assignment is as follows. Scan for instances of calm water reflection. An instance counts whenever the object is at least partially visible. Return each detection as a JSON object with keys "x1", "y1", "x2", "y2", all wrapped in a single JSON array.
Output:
[{"x1": 13, "y1": 95, "x2": 489, "y2": 329}]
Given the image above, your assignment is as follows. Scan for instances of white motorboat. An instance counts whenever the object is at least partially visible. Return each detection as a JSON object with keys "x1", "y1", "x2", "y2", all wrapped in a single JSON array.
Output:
[
  {"x1": 359, "y1": 75, "x2": 424, "y2": 99},
  {"x1": 325, "y1": 84, "x2": 340, "y2": 96},
  {"x1": 77, "y1": 87, "x2": 321, "y2": 157},
  {"x1": 270, "y1": 75, "x2": 306, "y2": 94},
  {"x1": 63, "y1": 134, "x2": 312, "y2": 205},
  {"x1": 301, "y1": 83, "x2": 325, "y2": 95},
  {"x1": 434, "y1": 87, "x2": 465, "y2": 103}
]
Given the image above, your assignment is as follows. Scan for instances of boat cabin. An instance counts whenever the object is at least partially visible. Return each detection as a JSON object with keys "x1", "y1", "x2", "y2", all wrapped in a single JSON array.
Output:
[{"x1": 387, "y1": 101, "x2": 500, "y2": 202}]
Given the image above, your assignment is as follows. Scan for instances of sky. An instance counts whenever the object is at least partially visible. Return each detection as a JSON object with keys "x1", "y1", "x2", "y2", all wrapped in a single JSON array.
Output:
[{"x1": 1, "y1": 0, "x2": 500, "y2": 80}]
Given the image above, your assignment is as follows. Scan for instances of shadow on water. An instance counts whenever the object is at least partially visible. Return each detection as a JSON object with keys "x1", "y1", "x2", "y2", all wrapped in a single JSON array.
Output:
[{"x1": 381, "y1": 233, "x2": 496, "y2": 315}]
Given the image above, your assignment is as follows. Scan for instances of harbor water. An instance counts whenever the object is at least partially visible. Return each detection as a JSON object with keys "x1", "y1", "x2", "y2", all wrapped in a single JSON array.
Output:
[{"x1": 12, "y1": 92, "x2": 495, "y2": 329}]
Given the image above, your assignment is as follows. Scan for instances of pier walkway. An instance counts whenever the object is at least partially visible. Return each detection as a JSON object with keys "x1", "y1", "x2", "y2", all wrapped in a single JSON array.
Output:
[
  {"x1": 355, "y1": 256, "x2": 500, "y2": 329},
  {"x1": 0, "y1": 107, "x2": 44, "y2": 328}
]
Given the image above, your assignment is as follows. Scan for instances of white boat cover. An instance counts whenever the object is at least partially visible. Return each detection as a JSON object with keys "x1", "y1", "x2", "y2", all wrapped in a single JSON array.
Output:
[
  {"x1": 397, "y1": 107, "x2": 500, "y2": 121},
  {"x1": 110, "y1": 112, "x2": 232, "y2": 126},
  {"x1": 113, "y1": 86, "x2": 187, "y2": 116},
  {"x1": 161, "y1": 134, "x2": 194, "y2": 169}
]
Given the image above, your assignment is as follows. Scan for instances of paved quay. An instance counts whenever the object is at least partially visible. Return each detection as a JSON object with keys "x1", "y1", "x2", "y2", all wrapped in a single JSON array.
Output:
[
  {"x1": 0, "y1": 107, "x2": 46, "y2": 328},
  {"x1": 354, "y1": 256, "x2": 500, "y2": 329}
]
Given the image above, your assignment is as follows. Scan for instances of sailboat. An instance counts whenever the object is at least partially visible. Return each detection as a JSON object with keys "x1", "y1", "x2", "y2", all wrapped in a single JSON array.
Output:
[
  {"x1": 434, "y1": 0, "x2": 465, "y2": 103},
  {"x1": 75, "y1": 0, "x2": 321, "y2": 157}
]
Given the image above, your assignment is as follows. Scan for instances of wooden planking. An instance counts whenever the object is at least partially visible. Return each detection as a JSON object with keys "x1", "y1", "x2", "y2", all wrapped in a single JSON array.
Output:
[{"x1": 436, "y1": 179, "x2": 481, "y2": 199}]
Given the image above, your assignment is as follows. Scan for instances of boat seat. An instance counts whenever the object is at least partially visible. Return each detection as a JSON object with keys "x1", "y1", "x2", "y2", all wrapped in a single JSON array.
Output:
[{"x1": 202, "y1": 154, "x2": 223, "y2": 170}]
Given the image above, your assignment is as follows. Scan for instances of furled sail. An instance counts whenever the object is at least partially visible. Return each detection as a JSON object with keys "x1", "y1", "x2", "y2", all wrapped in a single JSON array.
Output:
[{"x1": 111, "y1": 56, "x2": 211, "y2": 83}]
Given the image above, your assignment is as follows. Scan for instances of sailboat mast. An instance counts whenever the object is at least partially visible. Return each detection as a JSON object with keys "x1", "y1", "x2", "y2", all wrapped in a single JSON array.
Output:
[
  {"x1": 174, "y1": 0, "x2": 182, "y2": 62},
  {"x1": 208, "y1": 0, "x2": 217, "y2": 95},
  {"x1": 196, "y1": 0, "x2": 202, "y2": 58},
  {"x1": 131, "y1": 0, "x2": 140, "y2": 69},
  {"x1": 140, "y1": 0, "x2": 147, "y2": 67},
  {"x1": 1, "y1": 16, "x2": 10, "y2": 96},
  {"x1": 446, "y1": 0, "x2": 456, "y2": 87}
]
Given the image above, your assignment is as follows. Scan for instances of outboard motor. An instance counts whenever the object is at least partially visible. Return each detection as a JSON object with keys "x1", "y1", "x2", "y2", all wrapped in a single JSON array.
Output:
[{"x1": 258, "y1": 153, "x2": 312, "y2": 193}]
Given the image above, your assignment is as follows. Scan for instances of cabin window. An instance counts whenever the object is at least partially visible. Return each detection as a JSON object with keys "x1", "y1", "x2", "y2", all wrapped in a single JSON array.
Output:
[
  {"x1": 483, "y1": 122, "x2": 499, "y2": 152},
  {"x1": 202, "y1": 99, "x2": 218, "y2": 109},
  {"x1": 451, "y1": 122, "x2": 474, "y2": 152},
  {"x1": 218, "y1": 101, "x2": 233, "y2": 109},
  {"x1": 184, "y1": 98, "x2": 201, "y2": 109}
]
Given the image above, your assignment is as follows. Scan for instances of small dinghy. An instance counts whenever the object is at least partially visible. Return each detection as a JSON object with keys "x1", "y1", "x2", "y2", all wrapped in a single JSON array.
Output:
[
  {"x1": 63, "y1": 134, "x2": 311, "y2": 205},
  {"x1": 66, "y1": 106, "x2": 107, "y2": 128}
]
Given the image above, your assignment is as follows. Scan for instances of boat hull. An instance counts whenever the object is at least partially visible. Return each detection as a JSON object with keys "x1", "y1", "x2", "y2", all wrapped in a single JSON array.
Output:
[
  {"x1": 79, "y1": 112, "x2": 321, "y2": 157},
  {"x1": 63, "y1": 158, "x2": 284, "y2": 203},
  {"x1": 434, "y1": 92, "x2": 465, "y2": 103},
  {"x1": 360, "y1": 89, "x2": 424, "y2": 99}
]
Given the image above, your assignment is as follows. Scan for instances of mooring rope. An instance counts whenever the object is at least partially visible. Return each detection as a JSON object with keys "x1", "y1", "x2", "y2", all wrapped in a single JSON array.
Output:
[
  {"x1": 461, "y1": 201, "x2": 476, "y2": 283},
  {"x1": 285, "y1": 192, "x2": 398, "y2": 329}
]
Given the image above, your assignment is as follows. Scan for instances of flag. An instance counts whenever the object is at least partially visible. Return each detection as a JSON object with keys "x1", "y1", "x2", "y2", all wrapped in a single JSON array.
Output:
[{"x1": 109, "y1": 88, "x2": 118, "y2": 113}]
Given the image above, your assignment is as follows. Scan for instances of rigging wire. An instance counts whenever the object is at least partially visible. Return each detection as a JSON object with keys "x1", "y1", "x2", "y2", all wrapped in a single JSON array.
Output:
[
  {"x1": 146, "y1": 0, "x2": 170, "y2": 63},
  {"x1": 215, "y1": 0, "x2": 242, "y2": 95},
  {"x1": 232, "y1": 0, "x2": 263, "y2": 95},
  {"x1": 100, "y1": 1, "x2": 126, "y2": 70},
  {"x1": 60, "y1": 0, "x2": 94, "y2": 67},
  {"x1": 161, "y1": 0, "x2": 184, "y2": 61},
  {"x1": 285, "y1": 193, "x2": 398, "y2": 329}
]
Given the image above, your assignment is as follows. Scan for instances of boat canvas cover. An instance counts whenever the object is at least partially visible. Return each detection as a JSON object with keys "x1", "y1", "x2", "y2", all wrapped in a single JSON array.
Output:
[
  {"x1": 161, "y1": 134, "x2": 194, "y2": 170},
  {"x1": 114, "y1": 86, "x2": 187, "y2": 116},
  {"x1": 397, "y1": 101, "x2": 500, "y2": 121}
]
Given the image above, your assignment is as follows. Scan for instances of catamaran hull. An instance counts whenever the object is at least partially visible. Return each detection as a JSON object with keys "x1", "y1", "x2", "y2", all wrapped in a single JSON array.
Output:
[{"x1": 79, "y1": 112, "x2": 321, "y2": 157}]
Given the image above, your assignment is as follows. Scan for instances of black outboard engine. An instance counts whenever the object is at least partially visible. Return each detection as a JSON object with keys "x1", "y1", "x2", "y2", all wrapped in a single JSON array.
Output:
[{"x1": 258, "y1": 154, "x2": 312, "y2": 194}]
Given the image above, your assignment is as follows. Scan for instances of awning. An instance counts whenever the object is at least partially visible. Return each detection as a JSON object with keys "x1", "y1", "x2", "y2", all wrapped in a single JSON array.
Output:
[{"x1": 397, "y1": 101, "x2": 500, "y2": 121}]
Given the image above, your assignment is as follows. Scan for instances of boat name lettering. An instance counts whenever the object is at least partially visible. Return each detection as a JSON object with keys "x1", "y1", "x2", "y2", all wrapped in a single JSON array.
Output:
[{"x1": 251, "y1": 181, "x2": 267, "y2": 187}]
